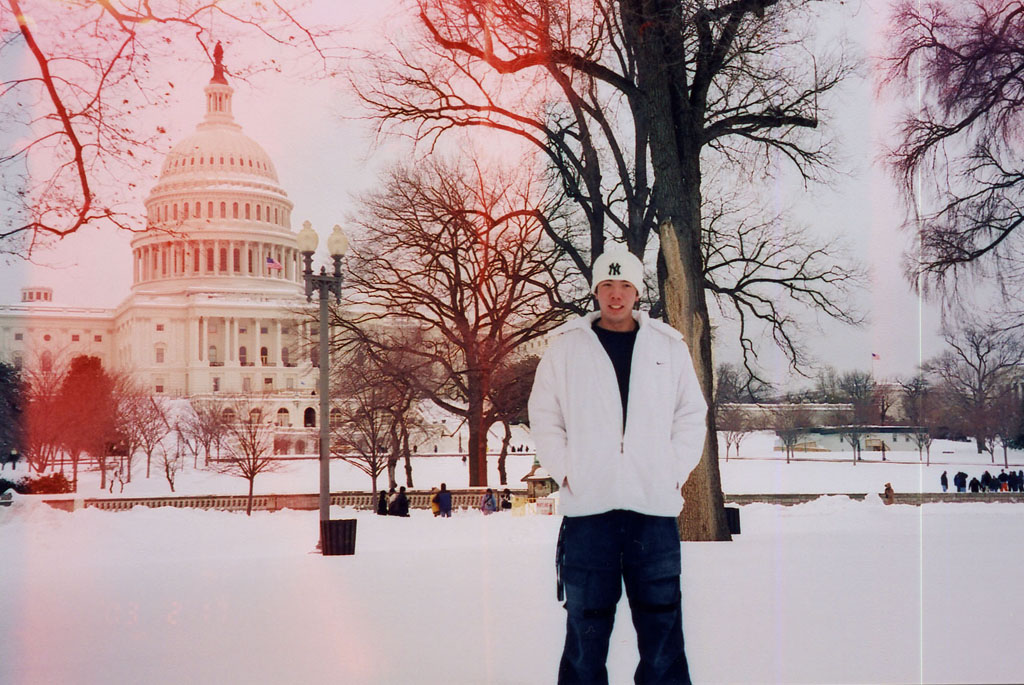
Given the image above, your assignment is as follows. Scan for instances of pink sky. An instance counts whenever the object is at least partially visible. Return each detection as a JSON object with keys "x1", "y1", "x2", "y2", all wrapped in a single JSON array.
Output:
[{"x1": 1, "y1": 0, "x2": 951, "y2": 384}]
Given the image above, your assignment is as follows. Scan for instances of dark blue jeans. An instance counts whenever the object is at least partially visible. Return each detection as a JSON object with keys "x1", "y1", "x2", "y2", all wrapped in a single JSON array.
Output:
[{"x1": 556, "y1": 510, "x2": 690, "y2": 685}]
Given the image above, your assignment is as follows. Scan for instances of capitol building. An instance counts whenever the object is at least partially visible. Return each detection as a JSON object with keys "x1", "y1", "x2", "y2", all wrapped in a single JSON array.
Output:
[{"x1": 0, "y1": 55, "x2": 326, "y2": 442}]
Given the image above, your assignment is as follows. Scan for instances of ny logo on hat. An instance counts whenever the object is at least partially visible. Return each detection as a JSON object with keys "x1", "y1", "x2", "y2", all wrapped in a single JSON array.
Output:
[{"x1": 609, "y1": 262, "x2": 621, "y2": 275}]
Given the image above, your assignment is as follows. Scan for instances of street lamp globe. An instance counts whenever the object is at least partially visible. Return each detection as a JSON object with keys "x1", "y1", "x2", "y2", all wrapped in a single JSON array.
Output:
[
  {"x1": 327, "y1": 224, "x2": 349, "y2": 258},
  {"x1": 296, "y1": 220, "x2": 319, "y2": 255}
]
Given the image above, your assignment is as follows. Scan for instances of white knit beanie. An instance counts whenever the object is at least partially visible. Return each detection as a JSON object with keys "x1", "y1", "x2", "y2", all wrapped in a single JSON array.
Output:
[{"x1": 590, "y1": 248, "x2": 644, "y2": 295}]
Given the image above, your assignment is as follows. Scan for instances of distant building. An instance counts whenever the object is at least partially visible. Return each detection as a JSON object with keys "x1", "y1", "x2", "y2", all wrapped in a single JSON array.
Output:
[
  {"x1": 721, "y1": 402, "x2": 854, "y2": 430},
  {"x1": 0, "y1": 57, "x2": 325, "y2": 450},
  {"x1": 774, "y1": 425, "x2": 927, "y2": 453}
]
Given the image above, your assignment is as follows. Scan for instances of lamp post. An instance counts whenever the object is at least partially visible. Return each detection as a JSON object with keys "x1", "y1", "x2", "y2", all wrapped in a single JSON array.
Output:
[{"x1": 296, "y1": 220, "x2": 348, "y2": 548}]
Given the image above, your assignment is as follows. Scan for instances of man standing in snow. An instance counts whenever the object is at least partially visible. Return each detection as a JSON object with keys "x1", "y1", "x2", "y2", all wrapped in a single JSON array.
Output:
[{"x1": 528, "y1": 248, "x2": 708, "y2": 684}]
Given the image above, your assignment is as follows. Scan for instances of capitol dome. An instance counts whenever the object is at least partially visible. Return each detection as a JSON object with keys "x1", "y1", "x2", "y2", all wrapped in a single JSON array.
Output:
[{"x1": 131, "y1": 47, "x2": 302, "y2": 297}]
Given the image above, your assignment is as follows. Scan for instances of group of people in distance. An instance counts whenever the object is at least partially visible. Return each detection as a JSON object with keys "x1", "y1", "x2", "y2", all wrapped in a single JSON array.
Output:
[
  {"x1": 376, "y1": 486, "x2": 411, "y2": 517},
  {"x1": 375, "y1": 484, "x2": 516, "y2": 517},
  {"x1": 478, "y1": 488, "x2": 514, "y2": 514},
  {"x1": 943, "y1": 469, "x2": 1024, "y2": 493}
]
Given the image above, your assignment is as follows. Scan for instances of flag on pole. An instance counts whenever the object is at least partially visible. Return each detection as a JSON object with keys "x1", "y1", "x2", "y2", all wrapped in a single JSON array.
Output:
[
  {"x1": 266, "y1": 255, "x2": 283, "y2": 271},
  {"x1": 871, "y1": 353, "x2": 880, "y2": 360}
]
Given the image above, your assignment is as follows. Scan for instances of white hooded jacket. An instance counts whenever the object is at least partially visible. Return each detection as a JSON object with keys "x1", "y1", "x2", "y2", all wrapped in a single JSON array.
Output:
[{"x1": 528, "y1": 310, "x2": 708, "y2": 517}]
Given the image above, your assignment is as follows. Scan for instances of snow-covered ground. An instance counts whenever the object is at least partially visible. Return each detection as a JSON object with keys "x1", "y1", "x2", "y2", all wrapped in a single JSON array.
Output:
[{"x1": 3, "y1": 436, "x2": 1024, "y2": 684}]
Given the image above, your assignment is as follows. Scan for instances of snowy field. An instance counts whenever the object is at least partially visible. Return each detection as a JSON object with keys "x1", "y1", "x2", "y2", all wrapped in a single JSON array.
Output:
[{"x1": 3, "y1": 436, "x2": 1024, "y2": 684}]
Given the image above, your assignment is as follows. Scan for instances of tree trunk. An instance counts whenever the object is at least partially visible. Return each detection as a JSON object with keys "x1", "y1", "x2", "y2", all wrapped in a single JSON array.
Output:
[
  {"x1": 498, "y1": 421, "x2": 512, "y2": 486},
  {"x1": 246, "y1": 478, "x2": 254, "y2": 516},
  {"x1": 387, "y1": 457, "x2": 398, "y2": 489},
  {"x1": 466, "y1": 379, "x2": 488, "y2": 487},
  {"x1": 402, "y1": 428, "x2": 414, "y2": 488},
  {"x1": 617, "y1": 0, "x2": 728, "y2": 541}
]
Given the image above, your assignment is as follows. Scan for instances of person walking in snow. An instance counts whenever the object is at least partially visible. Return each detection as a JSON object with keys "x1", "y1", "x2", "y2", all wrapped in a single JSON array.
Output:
[
  {"x1": 529, "y1": 247, "x2": 707, "y2": 685},
  {"x1": 376, "y1": 490, "x2": 388, "y2": 516},
  {"x1": 940, "y1": 471, "x2": 948, "y2": 493},
  {"x1": 429, "y1": 487, "x2": 441, "y2": 516},
  {"x1": 392, "y1": 486, "x2": 410, "y2": 517}
]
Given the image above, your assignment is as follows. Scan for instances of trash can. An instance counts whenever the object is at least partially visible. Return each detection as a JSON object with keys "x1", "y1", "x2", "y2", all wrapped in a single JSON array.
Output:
[
  {"x1": 320, "y1": 518, "x2": 357, "y2": 556},
  {"x1": 724, "y1": 507, "x2": 741, "y2": 535}
]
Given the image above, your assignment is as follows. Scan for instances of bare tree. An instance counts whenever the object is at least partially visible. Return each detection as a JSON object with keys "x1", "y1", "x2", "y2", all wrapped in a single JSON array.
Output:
[
  {"x1": 183, "y1": 398, "x2": 228, "y2": 466},
  {"x1": 715, "y1": 362, "x2": 772, "y2": 406},
  {"x1": 774, "y1": 405, "x2": 815, "y2": 464},
  {"x1": 716, "y1": 404, "x2": 750, "y2": 461},
  {"x1": 339, "y1": 159, "x2": 572, "y2": 487},
  {"x1": 1, "y1": 1, "x2": 337, "y2": 253},
  {"x1": 489, "y1": 355, "x2": 540, "y2": 485},
  {"x1": 20, "y1": 362, "x2": 67, "y2": 474},
  {"x1": 357, "y1": 0, "x2": 861, "y2": 539},
  {"x1": 215, "y1": 397, "x2": 281, "y2": 516},
  {"x1": 924, "y1": 322, "x2": 1024, "y2": 455},
  {"x1": 120, "y1": 392, "x2": 172, "y2": 480},
  {"x1": 330, "y1": 367, "x2": 394, "y2": 494},
  {"x1": 874, "y1": 384, "x2": 899, "y2": 426},
  {"x1": 990, "y1": 391, "x2": 1023, "y2": 469},
  {"x1": 884, "y1": 0, "x2": 1024, "y2": 302},
  {"x1": 899, "y1": 373, "x2": 936, "y2": 464}
]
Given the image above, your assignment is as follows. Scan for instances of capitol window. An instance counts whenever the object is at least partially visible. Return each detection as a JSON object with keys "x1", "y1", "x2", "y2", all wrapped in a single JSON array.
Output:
[
  {"x1": 232, "y1": 202, "x2": 238, "y2": 219},
  {"x1": 71, "y1": 334, "x2": 79, "y2": 342},
  {"x1": 155, "y1": 346, "x2": 165, "y2": 364},
  {"x1": 220, "y1": 202, "x2": 226, "y2": 218}
]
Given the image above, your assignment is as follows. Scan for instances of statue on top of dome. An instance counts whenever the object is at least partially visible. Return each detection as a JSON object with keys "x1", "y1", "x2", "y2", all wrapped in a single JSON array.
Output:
[{"x1": 212, "y1": 41, "x2": 228, "y2": 85}]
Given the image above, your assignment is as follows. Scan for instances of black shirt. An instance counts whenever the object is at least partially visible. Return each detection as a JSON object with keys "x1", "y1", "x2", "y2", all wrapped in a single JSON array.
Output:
[{"x1": 592, "y1": 320, "x2": 638, "y2": 427}]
